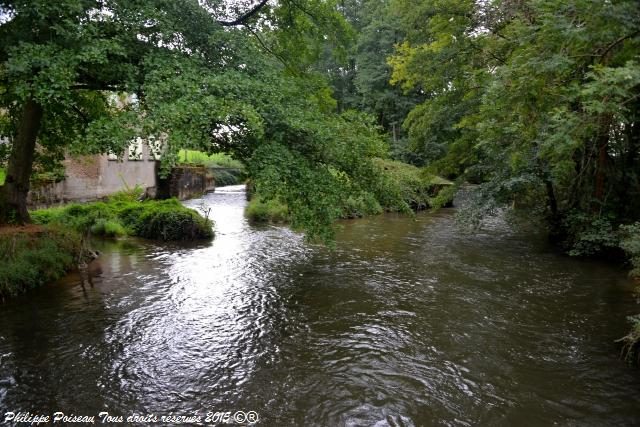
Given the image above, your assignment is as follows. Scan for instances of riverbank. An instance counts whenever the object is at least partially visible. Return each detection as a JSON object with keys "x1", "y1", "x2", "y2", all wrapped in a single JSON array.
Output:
[{"x1": 0, "y1": 225, "x2": 90, "y2": 300}]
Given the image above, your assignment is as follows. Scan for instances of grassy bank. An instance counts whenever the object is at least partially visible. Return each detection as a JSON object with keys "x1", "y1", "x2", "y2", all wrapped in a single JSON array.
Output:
[
  {"x1": 1, "y1": 193, "x2": 212, "y2": 299},
  {"x1": 178, "y1": 150, "x2": 246, "y2": 186},
  {"x1": 246, "y1": 159, "x2": 453, "y2": 224},
  {"x1": 0, "y1": 226, "x2": 87, "y2": 299},
  {"x1": 32, "y1": 198, "x2": 214, "y2": 241}
]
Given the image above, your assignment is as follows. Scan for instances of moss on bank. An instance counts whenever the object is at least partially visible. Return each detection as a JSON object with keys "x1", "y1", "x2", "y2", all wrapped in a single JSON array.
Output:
[
  {"x1": 0, "y1": 226, "x2": 86, "y2": 299},
  {"x1": 32, "y1": 198, "x2": 214, "y2": 241}
]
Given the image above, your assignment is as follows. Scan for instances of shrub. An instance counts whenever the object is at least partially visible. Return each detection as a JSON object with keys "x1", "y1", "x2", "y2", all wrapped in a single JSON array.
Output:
[
  {"x1": 91, "y1": 218, "x2": 127, "y2": 237},
  {"x1": 133, "y1": 200, "x2": 213, "y2": 240},
  {"x1": 212, "y1": 169, "x2": 245, "y2": 186},
  {"x1": 245, "y1": 196, "x2": 289, "y2": 223},
  {"x1": 618, "y1": 314, "x2": 640, "y2": 366},
  {"x1": 108, "y1": 184, "x2": 145, "y2": 202},
  {"x1": 178, "y1": 150, "x2": 244, "y2": 169},
  {"x1": 372, "y1": 159, "x2": 453, "y2": 212},
  {"x1": 341, "y1": 194, "x2": 383, "y2": 218}
]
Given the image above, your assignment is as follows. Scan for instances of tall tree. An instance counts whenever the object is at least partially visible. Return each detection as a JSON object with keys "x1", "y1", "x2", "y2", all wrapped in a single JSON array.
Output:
[{"x1": 0, "y1": 0, "x2": 382, "y2": 242}]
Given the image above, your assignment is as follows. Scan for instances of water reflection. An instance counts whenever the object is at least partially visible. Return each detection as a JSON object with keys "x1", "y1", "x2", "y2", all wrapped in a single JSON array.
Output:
[{"x1": 0, "y1": 185, "x2": 639, "y2": 426}]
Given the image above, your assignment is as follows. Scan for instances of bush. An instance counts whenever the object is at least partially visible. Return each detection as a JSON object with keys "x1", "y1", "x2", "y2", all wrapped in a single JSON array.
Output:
[
  {"x1": 108, "y1": 185, "x2": 145, "y2": 202},
  {"x1": 245, "y1": 160, "x2": 453, "y2": 224},
  {"x1": 212, "y1": 169, "x2": 245, "y2": 187},
  {"x1": 372, "y1": 159, "x2": 453, "y2": 212},
  {"x1": 32, "y1": 198, "x2": 213, "y2": 241},
  {"x1": 245, "y1": 196, "x2": 289, "y2": 223},
  {"x1": 131, "y1": 200, "x2": 213, "y2": 240},
  {"x1": 178, "y1": 150, "x2": 244, "y2": 169},
  {"x1": 0, "y1": 226, "x2": 84, "y2": 298},
  {"x1": 341, "y1": 193, "x2": 383, "y2": 219}
]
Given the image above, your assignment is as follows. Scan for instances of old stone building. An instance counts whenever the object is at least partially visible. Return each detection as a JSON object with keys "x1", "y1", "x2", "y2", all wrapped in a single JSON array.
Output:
[{"x1": 28, "y1": 142, "x2": 159, "y2": 207}]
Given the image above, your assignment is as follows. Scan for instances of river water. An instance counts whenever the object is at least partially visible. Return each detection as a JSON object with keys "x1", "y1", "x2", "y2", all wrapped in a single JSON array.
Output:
[{"x1": 1, "y1": 185, "x2": 639, "y2": 426}]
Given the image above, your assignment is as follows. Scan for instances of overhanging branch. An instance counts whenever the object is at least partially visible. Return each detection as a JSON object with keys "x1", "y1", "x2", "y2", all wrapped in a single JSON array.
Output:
[{"x1": 216, "y1": 0, "x2": 270, "y2": 27}]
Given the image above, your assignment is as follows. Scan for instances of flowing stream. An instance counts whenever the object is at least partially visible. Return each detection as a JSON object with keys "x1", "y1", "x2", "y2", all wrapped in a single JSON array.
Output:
[{"x1": 1, "y1": 185, "x2": 639, "y2": 426}]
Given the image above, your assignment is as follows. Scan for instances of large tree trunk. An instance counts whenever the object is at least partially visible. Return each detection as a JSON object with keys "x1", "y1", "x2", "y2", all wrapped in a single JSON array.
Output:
[{"x1": 0, "y1": 98, "x2": 43, "y2": 224}]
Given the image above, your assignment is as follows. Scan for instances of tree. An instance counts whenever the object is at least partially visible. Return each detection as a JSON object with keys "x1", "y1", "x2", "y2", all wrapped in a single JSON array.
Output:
[
  {"x1": 311, "y1": 0, "x2": 423, "y2": 162},
  {"x1": 0, "y1": 0, "x2": 374, "y2": 241},
  {"x1": 389, "y1": 0, "x2": 640, "y2": 253}
]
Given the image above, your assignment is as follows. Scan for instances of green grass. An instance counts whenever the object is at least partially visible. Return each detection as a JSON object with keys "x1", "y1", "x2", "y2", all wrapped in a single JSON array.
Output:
[
  {"x1": 31, "y1": 196, "x2": 214, "y2": 241},
  {"x1": 178, "y1": 150, "x2": 244, "y2": 169},
  {"x1": 0, "y1": 226, "x2": 85, "y2": 298}
]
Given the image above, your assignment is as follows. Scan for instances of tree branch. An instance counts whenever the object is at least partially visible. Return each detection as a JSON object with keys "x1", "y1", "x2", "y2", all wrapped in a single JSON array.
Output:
[
  {"x1": 216, "y1": 0, "x2": 270, "y2": 27},
  {"x1": 599, "y1": 30, "x2": 640, "y2": 59},
  {"x1": 246, "y1": 25, "x2": 289, "y2": 67},
  {"x1": 69, "y1": 83, "x2": 119, "y2": 91}
]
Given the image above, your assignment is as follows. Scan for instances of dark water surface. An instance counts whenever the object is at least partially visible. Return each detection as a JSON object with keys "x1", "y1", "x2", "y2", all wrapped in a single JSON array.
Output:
[{"x1": 1, "y1": 185, "x2": 639, "y2": 426}]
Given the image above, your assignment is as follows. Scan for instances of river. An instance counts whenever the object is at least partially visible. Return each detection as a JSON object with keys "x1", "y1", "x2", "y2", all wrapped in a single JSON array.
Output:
[{"x1": 1, "y1": 185, "x2": 639, "y2": 426}]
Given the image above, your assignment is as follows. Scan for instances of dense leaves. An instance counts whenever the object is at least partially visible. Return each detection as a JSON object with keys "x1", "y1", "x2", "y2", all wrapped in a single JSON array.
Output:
[
  {"x1": 388, "y1": 0, "x2": 640, "y2": 255},
  {"x1": 0, "y1": 0, "x2": 407, "y2": 240}
]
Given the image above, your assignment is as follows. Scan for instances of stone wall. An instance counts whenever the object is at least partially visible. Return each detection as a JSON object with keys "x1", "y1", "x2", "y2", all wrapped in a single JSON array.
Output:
[
  {"x1": 157, "y1": 164, "x2": 215, "y2": 200},
  {"x1": 27, "y1": 146, "x2": 158, "y2": 207}
]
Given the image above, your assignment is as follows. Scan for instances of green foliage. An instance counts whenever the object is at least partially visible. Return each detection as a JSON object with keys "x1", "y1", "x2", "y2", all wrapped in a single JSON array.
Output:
[
  {"x1": 0, "y1": 167, "x2": 5, "y2": 185},
  {"x1": 620, "y1": 223, "x2": 640, "y2": 278},
  {"x1": 245, "y1": 196, "x2": 290, "y2": 223},
  {"x1": 372, "y1": 159, "x2": 452, "y2": 212},
  {"x1": 90, "y1": 219, "x2": 127, "y2": 238},
  {"x1": 178, "y1": 150, "x2": 244, "y2": 169},
  {"x1": 177, "y1": 150, "x2": 246, "y2": 186},
  {"x1": 342, "y1": 193, "x2": 383, "y2": 219},
  {"x1": 31, "y1": 199, "x2": 213, "y2": 241},
  {"x1": 564, "y1": 213, "x2": 620, "y2": 257},
  {"x1": 212, "y1": 170, "x2": 244, "y2": 187},
  {"x1": 388, "y1": 0, "x2": 640, "y2": 257},
  {"x1": 108, "y1": 185, "x2": 145, "y2": 202},
  {"x1": 1, "y1": 0, "x2": 384, "y2": 242},
  {"x1": 246, "y1": 158, "x2": 453, "y2": 224},
  {"x1": 0, "y1": 226, "x2": 83, "y2": 298}
]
